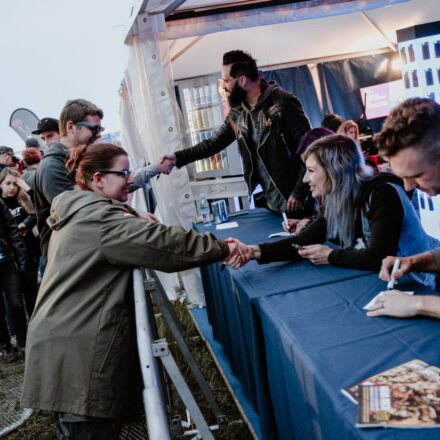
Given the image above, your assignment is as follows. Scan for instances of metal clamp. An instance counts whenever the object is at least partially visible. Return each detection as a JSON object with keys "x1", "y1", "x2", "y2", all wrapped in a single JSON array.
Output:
[{"x1": 144, "y1": 278, "x2": 157, "y2": 291}]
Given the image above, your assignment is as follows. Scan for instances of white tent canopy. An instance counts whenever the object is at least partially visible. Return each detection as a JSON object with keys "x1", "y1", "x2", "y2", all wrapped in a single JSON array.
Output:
[{"x1": 159, "y1": 0, "x2": 440, "y2": 79}]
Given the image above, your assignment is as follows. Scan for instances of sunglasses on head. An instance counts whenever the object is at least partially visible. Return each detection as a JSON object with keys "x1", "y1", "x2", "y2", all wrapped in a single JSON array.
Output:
[
  {"x1": 98, "y1": 169, "x2": 132, "y2": 178},
  {"x1": 76, "y1": 122, "x2": 105, "y2": 136}
]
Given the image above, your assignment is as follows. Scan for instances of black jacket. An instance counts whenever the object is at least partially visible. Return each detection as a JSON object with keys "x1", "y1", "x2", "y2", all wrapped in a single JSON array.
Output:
[
  {"x1": 258, "y1": 173, "x2": 406, "y2": 270},
  {"x1": 33, "y1": 142, "x2": 75, "y2": 264},
  {"x1": 0, "y1": 198, "x2": 27, "y2": 271},
  {"x1": 2, "y1": 196, "x2": 41, "y2": 262},
  {"x1": 175, "y1": 80, "x2": 311, "y2": 203}
]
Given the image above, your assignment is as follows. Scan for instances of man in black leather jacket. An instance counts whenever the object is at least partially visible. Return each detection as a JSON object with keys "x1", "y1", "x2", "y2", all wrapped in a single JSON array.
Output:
[
  {"x1": 0, "y1": 198, "x2": 27, "y2": 359},
  {"x1": 162, "y1": 50, "x2": 312, "y2": 215}
]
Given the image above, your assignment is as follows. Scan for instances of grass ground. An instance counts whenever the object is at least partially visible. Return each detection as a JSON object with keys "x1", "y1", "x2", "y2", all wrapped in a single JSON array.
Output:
[{"x1": 3, "y1": 300, "x2": 253, "y2": 439}]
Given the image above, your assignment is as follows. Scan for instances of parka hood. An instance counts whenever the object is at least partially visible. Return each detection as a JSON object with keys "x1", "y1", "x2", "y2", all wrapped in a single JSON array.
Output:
[
  {"x1": 48, "y1": 190, "x2": 117, "y2": 231},
  {"x1": 43, "y1": 142, "x2": 69, "y2": 159}
]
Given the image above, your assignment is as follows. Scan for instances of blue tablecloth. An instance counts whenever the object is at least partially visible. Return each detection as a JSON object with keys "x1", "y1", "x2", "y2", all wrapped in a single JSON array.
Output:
[
  {"x1": 195, "y1": 209, "x2": 377, "y2": 438},
  {"x1": 255, "y1": 274, "x2": 440, "y2": 440}
]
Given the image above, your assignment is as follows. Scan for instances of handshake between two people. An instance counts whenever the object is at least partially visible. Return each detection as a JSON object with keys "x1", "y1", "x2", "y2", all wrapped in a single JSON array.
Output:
[
  {"x1": 157, "y1": 154, "x2": 177, "y2": 175},
  {"x1": 224, "y1": 238, "x2": 260, "y2": 270},
  {"x1": 224, "y1": 236, "x2": 334, "y2": 269}
]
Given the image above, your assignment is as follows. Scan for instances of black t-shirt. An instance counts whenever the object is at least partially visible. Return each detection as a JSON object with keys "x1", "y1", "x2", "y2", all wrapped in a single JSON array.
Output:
[
  {"x1": 2, "y1": 196, "x2": 27, "y2": 223},
  {"x1": 2, "y1": 196, "x2": 40, "y2": 261}
]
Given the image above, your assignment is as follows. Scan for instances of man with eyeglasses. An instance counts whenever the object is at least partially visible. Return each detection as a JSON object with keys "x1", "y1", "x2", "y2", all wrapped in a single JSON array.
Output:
[{"x1": 34, "y1": 99, "x2": 104, "y2": 266}]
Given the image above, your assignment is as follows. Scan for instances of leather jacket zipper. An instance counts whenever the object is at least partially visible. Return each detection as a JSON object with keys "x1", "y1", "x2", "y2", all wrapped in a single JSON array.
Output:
[
  {"x1": 256, "y1": 117, "x2": 287, "y2": 204},
  {"x1": 237, "y1": 111, "x2": 287, "y2": 203}
]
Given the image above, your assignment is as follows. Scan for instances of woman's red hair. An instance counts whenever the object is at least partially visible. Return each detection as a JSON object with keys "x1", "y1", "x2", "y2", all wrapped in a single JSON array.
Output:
[
  {"x1": 66, "y1": 143, "x2": 127, "y2": 189},
  {"x1": 22, "y1": 147, "x2": 42, "y2": 165}
]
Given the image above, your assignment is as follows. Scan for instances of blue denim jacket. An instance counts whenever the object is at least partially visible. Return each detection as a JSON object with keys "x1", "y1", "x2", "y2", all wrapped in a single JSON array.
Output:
[{"x1": 362, "y1": 183, "x2": 440, "y2": 289}]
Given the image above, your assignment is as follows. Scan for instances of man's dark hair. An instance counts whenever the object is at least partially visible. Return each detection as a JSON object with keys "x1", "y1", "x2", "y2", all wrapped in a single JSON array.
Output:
[
  {"x1": 223, "y1": 50, "x2": 259, "y2": 82},
  {"x1": 374, "y1": 98, "x2": 440, "y2": 160},
  {"x1": 321, "y1": 113, "x2": 344, "y2": 132},
  {"x1": 25, "y1": 138, "x2": 40, "y2": 149}
]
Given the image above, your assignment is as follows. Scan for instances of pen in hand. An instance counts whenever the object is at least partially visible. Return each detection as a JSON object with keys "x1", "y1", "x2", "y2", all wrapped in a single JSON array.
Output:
[
  {"x1": 387, "y1": 258, "x2": 401, "y2": 290},
  {"x1": 282, "y1": 212, "x2": 289, "y2": 233}
]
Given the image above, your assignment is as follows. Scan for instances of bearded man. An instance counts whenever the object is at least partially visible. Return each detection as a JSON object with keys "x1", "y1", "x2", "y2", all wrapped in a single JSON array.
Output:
[{"x1": 161, "y1": 50, "x2": 311, "y2": 215}]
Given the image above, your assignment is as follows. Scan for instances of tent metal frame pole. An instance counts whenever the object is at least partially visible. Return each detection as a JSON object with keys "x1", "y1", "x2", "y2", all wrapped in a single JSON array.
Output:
[
  {"x1": 171, "y1": 35, "x2": 205, "y2": 62},
  {"x1": 360, "y1": 11, "x2": 397, "y2": 52},
  {"x1": 148, "y1": 0, "x2": 188, "y2": 18}
]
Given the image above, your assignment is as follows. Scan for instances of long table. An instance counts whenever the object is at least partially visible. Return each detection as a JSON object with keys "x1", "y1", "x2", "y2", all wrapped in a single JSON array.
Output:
[{"x1": 194, "y1": 209, "x2": 440, "y2": 439}]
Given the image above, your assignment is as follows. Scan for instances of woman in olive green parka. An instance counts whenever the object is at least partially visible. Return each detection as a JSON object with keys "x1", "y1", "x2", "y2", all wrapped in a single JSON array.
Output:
[{"x1": 21, "y1": 143, "x2": 240, "y2": 439}]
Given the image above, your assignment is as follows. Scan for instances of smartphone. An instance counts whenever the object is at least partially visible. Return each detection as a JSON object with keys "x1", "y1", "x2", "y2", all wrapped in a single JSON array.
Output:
[{"x1": 291, "y1": 243, "x2": 304, "y2": 251}]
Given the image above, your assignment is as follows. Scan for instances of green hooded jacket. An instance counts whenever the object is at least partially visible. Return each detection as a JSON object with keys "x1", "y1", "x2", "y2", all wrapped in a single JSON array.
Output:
[{"x1": 21, "y1": 190, "x2": 229, "y2": 418}]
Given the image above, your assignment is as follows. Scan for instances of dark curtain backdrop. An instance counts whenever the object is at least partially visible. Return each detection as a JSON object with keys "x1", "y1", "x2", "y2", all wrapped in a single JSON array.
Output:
[{"x1": 263, "y1": 52, "x2": 401, "y2": 133}]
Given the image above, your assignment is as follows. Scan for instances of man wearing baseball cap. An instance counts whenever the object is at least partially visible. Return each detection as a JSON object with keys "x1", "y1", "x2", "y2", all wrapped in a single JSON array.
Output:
[
  {"x1": 32, "y1": 117, "x2": 60, "y2": 149},
  {"x1": 0, "y1": 146, "x2": 19, "y2": 173}
]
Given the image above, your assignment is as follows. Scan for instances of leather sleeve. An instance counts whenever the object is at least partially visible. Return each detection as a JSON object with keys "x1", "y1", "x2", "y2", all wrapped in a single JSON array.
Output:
[
  {"x1": 175, "y1": 117, "x2": 236, "y2": 168},
  {"x1": 280, "y1": 95, "x2": 311, "y2": 201},
  {"x1": 23, "y1": 210, "x2": 37, "y2": 229}
]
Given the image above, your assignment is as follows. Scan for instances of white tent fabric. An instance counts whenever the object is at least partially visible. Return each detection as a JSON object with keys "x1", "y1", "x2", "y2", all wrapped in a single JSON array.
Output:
[
  {"x1": 123, "y1": 13, "x2": 206, "y2": 304},
  {"x1": 165, "y1": 0, "x2": 408, "y2": 40},
  {"x1": 169, "y1": 0, "x2": 440, "y2": 80},
  {"x1": 124, "y1": 16, "x2": 195, "y2": 229}
]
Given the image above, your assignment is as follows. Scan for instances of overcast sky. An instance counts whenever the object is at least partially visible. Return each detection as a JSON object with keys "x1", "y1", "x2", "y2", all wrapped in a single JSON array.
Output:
[{"x1": 0, "y1": 0, "x2": 131, "y2": 152}]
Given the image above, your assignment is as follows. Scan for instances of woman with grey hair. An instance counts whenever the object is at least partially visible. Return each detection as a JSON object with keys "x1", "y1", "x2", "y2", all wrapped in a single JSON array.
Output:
[{"x1": 233, "y1": 134, "x2": 438, "y2": 273}]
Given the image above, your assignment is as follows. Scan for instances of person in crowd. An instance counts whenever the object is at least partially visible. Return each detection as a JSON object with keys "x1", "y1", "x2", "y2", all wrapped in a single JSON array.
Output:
[
  {"x1": 227, "y1": 134, "x2": 439, "y2": 276},
  {"x1": 160, "y1": 50, "x2": 312, "y2": 216},
  {"x1": 21, "y1": 147, "x2": 42, "y2": 191},
  {"x1": 32, "y1": 117, "x2": 60, "y2": 150},
  {"x1": 0, "y1": 168, "x2": 41, "y2": 317},
  {"x1": 34, "y1": 99, "x2": 104, "y2": 266},
  {"x1": 283, "y1": 127, "x2": 333, "y2": 233},
  {"x1": 337, "y1": 120, "x2": 360, "y2": 143},
  {"x1": 295, "y1": 127, "x2": 334, "y2": 159},
  {"x1": 321, "y1": 112, "x2": 344, "y2": 132},
  {"x1": 34, "y1": 99, "x2": 175, "y2": 268},
  {"x1": 367, "y1": 98, "x2": 440, "y2": 319},
  {"x1": 25, "y1": 137, "x2": 40, "y2": 151},
  {"x1": 21, "y1": 142, "x2": 245, "y2": 438},
  {"x1": 11, "y1": 158, "x2": 23, "y2": 174},
  {"x1": 0, "y1": 198, "x2": 27, "y2": 362},
  {"x1": 21, "y1": 139, "x2": 41, "y2": 172},
  {"x1": 0, "y1": 146, "x2": 18, "y2": 173}
]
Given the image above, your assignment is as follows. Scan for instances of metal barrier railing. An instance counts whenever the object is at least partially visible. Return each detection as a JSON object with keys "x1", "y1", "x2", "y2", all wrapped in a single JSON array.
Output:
[{"x1": 133, "y1": 268, "x2": 171, "y2": 440}]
